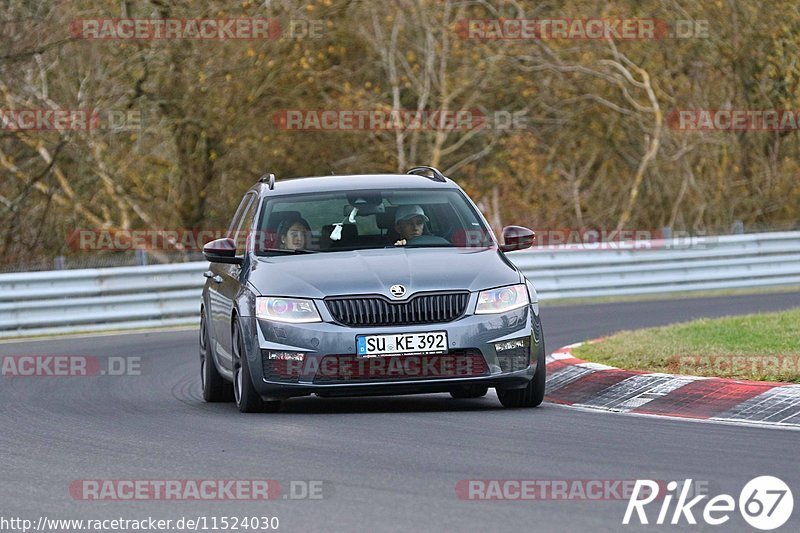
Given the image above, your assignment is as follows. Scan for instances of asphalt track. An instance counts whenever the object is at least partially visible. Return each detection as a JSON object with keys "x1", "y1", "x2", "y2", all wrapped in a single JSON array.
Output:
[{"x1": 2, "y1": 291, "x2": 800, "y2": 532}]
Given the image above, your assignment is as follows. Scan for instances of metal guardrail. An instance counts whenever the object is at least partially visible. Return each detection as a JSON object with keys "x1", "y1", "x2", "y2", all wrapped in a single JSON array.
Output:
[
  {"x1": 512, "y1": 231, "x2": 800, "y2": 299},
  {"x1": 0, "y1": 263, "x2": 205, "y2": 339},
  {"x1": 1, "y1": 231, "x2": 799, "y2": 338}
]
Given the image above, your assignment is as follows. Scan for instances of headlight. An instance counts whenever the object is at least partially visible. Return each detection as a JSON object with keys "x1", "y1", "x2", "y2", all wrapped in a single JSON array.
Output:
[
  {"x1": 256, "y1": 297, "x2": 321, "y2": 323},
  {"x1": 475, "y1": 284, "x2": 529, "y2": 314}
]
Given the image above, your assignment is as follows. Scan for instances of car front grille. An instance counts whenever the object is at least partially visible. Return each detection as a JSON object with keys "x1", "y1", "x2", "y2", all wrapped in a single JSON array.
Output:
[
  {"x1": 312, "y1": 350, "x2": 488, "y2": 383},
  {"x1": 325, "y1": 292, "x2": 469, "y2": 327}
]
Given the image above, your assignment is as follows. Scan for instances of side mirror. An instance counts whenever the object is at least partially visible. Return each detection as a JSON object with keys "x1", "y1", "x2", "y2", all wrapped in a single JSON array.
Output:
[
  {"x1": 203, "y1": 237, "x2": 242, "y2": 265},
  {"x1": 500, "y1": 226, "x2": 535, "y2": 252}
]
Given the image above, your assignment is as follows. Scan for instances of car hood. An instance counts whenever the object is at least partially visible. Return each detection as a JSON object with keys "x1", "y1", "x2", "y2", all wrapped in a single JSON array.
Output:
[{"x1": 248, "y1": 247, "x2": 521, "y2": 298}]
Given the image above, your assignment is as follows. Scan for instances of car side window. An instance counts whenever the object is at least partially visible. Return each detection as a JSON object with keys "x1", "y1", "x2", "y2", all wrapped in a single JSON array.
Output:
[
  {"x1": 227, "y1": 193, "x2": 255, "y2": 240},
  {"x1": 233, "y1": 193, "x2": 259, "y2": 255}
]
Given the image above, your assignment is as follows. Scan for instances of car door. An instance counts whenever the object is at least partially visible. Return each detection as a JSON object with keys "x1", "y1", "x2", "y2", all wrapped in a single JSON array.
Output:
[{"x1": 208, "y1": 192, "x2": 258, "y2": 372}]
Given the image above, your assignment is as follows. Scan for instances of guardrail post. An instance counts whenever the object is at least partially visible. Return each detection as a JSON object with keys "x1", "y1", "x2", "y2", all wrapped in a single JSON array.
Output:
[
  {"x1": 54, "y1": 256, "x2": 66, "y2": 270},
  {"x1": 135, "y1": 249, "x2": 149, "y2": 266}
]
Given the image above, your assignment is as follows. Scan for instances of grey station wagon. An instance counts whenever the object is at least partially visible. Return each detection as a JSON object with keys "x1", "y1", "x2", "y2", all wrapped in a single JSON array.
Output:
[{"x1": 200, "y1": 166, "x2": 545, "y2": 412}]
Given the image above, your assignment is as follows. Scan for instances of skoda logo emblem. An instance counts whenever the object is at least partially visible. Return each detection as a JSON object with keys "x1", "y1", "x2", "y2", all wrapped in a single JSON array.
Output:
[{"x1": 390, "y1": 284, "x2": 406, "y2": 298}]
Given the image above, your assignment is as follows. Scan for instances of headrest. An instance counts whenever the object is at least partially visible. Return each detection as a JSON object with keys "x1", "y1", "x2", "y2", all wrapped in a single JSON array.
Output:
[
  {"x1": 376, "y1": 206, "x2": 398, "y2": 230},
  {"x1": 266, "y1": 210, "x2": 301, "y2": 230}
]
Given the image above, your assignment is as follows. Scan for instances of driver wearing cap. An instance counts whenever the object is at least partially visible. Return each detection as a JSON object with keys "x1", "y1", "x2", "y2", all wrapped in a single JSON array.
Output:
[{"x1": 394, "y1": 205, "x2": 429, "y2": 246}]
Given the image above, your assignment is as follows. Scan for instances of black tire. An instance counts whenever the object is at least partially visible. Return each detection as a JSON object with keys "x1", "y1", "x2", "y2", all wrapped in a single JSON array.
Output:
[
  {"x1": 200, "y1": 310, "x2": 233, "y2": 403},
  {"x1": 449, "y1": 385, "x2": 489, "y2": 399},
  {"x1": 497, "y1": 326, "x2": 546, "y2": 408},
  {"x1": 232, "y1": 321, "x2": 281, "y2": 413}
]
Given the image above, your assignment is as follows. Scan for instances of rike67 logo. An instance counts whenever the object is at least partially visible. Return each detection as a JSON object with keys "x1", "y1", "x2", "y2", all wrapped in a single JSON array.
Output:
[{"x1": 624, "y1": 477, "x2": 793, "y2": 530}]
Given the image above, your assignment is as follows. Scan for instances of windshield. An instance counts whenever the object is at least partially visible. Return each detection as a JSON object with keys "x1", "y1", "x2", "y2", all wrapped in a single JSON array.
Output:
[{"x1": 254, "y1": 188, "x2": 494, "y2": 255}]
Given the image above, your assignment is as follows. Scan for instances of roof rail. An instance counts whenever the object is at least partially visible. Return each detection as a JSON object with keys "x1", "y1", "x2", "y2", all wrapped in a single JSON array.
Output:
[
  {"x1": 406, "y1": 166, "x2": 447, "y2": 183},
  {"x1": 259, "y1": 173, "x2": 276, "y2": 190}
]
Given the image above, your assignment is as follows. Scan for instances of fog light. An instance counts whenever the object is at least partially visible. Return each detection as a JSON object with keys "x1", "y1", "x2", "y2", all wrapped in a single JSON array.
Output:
[
  {"x1": 262, "y1": 351, "x2": 305, "y2": 384},
  {"x1": 494, "y1": 338, "x2": 530, "y2": 373},
  {"x1": 267, "y1": 351, "x2": 305, "y2": 361},
  {"x1": 495, "y1": 338, "x2": 527, "y2": 352}
]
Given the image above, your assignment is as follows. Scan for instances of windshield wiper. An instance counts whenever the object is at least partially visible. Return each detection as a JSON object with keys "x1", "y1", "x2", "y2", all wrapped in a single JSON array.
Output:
[
  {"x1": 403, "y1": 243, "x2": 454, "y2": 248},
  {"x1": 258, "y1": 248, "x2": 317, "y2": 255},
  {"x1": 317, "y1": 246, "x2": 371, "y2": 252}
]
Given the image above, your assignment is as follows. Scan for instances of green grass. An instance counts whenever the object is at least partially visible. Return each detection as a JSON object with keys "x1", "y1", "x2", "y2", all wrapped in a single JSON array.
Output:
[{"x1": 572, "y1": 308, "x2": 800, "y2": 383}]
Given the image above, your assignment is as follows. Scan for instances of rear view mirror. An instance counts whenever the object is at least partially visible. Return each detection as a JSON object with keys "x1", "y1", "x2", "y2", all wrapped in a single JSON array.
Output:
[
  {"x1": 343, "y1": 204, "x2": 384, "y2": 216},
  {"x1": 500, "y1": 226, "x2": 535, "y2": 252},
  {"x1": 203, "y1": 238, "x2": 243, "y2": 265}
]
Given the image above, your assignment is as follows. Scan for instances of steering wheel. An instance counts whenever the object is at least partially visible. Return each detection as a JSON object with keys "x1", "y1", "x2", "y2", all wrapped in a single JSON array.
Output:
[{"x1": 406, "y1": 234, "x2": 452, "y2": 246}]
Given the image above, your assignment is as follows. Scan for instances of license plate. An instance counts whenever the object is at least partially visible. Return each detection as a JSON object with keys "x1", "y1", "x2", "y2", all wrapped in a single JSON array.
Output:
[{"x1": 357, "y1": 331, "x2": 448, "y2": 357}]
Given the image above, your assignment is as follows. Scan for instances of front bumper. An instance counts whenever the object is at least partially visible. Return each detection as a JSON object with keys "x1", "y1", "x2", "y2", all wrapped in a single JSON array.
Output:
[{"x1": 238, "y1": 302, "x2": 543, "y2": 400}]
